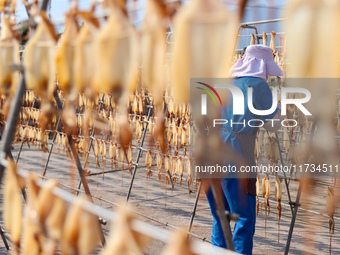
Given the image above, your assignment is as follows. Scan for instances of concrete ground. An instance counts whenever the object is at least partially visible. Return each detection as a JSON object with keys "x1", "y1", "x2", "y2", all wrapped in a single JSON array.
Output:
[{"x1": 0, "y1": 139, "x2": 338, "y2": 254}]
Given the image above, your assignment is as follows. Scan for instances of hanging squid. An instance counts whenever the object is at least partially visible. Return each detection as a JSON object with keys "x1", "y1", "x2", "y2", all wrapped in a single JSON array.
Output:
[
  {"x1": 157, "y1": 152, "x2": 162, "y2": 180},
  {"x1": 145, "y1": 150, "x2": 152, "y2": 178},
  {"x1": 171, "y1": 0, "x2": 238, "y2": 104},
  {"x1": 256, "y1": 174, "x2": 260, "y2": 216},
  {"x1": 261, "y1": 174, "x2": 270, "y2": 238},
  {"x1": 178, "y1": 156, "x2": 183, "y2": 187},
  {"x1": 275, "y1": 177, "x2": 282, "y2": 243}
]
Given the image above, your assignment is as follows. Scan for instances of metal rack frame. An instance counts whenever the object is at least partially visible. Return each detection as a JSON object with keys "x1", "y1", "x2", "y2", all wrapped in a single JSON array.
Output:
[
  {"x1": 3, "y1": 7, "x2": 216, "y2": 252},
  {"x1": 9, "y1": 164, "x2": 237, "y2": 255},
  {"x1": 0, "y1": 0, "x2": 108, "y2": 248}
]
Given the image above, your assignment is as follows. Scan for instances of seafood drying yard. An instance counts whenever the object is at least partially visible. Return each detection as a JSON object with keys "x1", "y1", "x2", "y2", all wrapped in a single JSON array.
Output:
[
  {"x1": 0, "y1": 141, "x2": 336, "y2": 254},
  {"x1": 0, "y1": 0, "x2": 339, "y2": 254}
]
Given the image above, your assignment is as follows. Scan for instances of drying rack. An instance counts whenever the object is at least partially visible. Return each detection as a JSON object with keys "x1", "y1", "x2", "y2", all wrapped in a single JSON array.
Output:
[
  {"x1": 242, "y1": 18, "x2": 339, "y2": 254},
  {"x1": 0, "y1": 0, "x2": 237, "y2": 252},
  {"x1": 0, "y1": 154, "x2": 237, "y2": 255},
  {"x1": 1, "y1": 8, "x2": 334, "y2": 254},
  {"x1": 240, "y1": 18, "x2": 301, "y2": 255}
]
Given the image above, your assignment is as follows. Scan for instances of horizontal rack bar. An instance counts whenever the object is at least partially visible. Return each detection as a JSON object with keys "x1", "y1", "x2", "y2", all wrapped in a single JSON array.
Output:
[{"x1": 9, "y1": 164, "x2": 236, "y2": 255}]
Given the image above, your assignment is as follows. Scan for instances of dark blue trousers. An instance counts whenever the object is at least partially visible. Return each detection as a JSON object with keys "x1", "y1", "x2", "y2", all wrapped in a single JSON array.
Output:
[{"x1": 206, "y1": 178, "x2": 256, "y2": 255}]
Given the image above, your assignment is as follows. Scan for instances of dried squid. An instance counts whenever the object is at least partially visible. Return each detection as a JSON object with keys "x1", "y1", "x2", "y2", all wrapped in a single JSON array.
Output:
[
  {"x1": 186, "y1": 157, "x2": 192, "y2": 193},
  {"x1": 275, "y1": 177, "x2": 282, "y2": 243},
  {"x1": 261, "y1": 174, "x2": 270, "y2": 238},
  {"x1": 0, "y1": 16, "x2": 20, "y2": 97},
  {"x1": 171, "y1": 0, "x2": 238, "y2": 103},
  {"x1": 24, "y1": 11, "x2": 57, "y2": 102},
  {"x1": 145, "y1": 150, "x2": 152, "y2": 177},
  {"x1": 24, "y1": 11, "x2": 58, "y2": 131},
  {"x1": 100, "y1": 208, "x2": 150, "y2": 255},
  {"x1": 250, "y1": 33, "x2": 255, "y2": 45},
  {"x1": 74, "y1": 6, "x2": 100, "y2": 96},
  {"x1": 161, "y1": 231, "x2": 195, "y2": 255},
  {"x1": 22, "y1": 174, "x2": 42, "y2": 255},
  {"x1": 92, "y1": 0, "x2": 138, "y2": 103},
  {"x1": 56, "y1": 8, "x2": 79, "y2": 97},
  {"x1": 141, "y1": 0, "x2": 167, "y2": 107},
  {"x1": 157, "y1": 152, "x2": 162, "y2": 180},
  {"x1": 62, "y1": 197, "x2": 101, "y2": 255},
  {"x1": 4, "y1": 160, "x2": 24, "y2": 250},
  {"x1": 262, "y1": 31, "x2": 267, "y2": 45},
  {"x1": 270, "y1": 31, "x2": 276, "y2": 53},
  {"x1": 35, "y1": 180, "x2": 66, "y2": 254}
]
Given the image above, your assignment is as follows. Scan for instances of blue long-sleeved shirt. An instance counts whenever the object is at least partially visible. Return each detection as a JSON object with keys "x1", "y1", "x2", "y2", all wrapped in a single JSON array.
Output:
[{"x1": 219, "y1": 77, "x2": 278, "y2": 150}]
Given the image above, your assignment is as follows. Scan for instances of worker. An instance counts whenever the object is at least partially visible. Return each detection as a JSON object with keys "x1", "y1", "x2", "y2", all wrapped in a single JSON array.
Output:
[{"x1": 206, "y1": 44, "x2": 284, "y2": 254}]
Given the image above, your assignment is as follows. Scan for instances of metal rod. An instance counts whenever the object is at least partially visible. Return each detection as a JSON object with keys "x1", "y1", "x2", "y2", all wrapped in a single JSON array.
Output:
[
  {"x1": 240, "y1": 25, "x2": 260, "y2": 44},
  {"x1": 53, "y1": 91, "x2": 106, "y2": 246},
  {"x1": 275, "y1": 132, "x2": 293, "y2": 214},
  {"x1": 15, "y1": 139, "x2": 26, "y2": 164},
  {"x1": 13, "y1": 168, "x2": 235, "y2": 255},
  {"x1": 83, "y1": 97, "x2": 104, "y2": 170},
  {"x1": 76, "y1": 96, "x2": 104, "y2": 194},
  {"x1": 126, "y1": 106, "x2": 152, "y2": 203},
  {"x1": 88, "y1": 164, "x2": 155, "y2": 176},
  {"x1": 15, "y1": 95, "x2": 37, "y2": 165},
  {"x1": 240, "y1": 18, "x2": 285, "y2": 26},
  {"x1": 42, "y1": 100, "x2": 64, "y2": 176},
  {"x1": 53, "y1": 94, "x2": 91, "y2": 196},
  {"x1": 23, "y1": 167, "x2": 213, "y2": 244},
  {"x1": 39, "y1": 0, "x2": 50, "y2": 12},
  {"x1": 284, "y1": 182, "x2": 302, "y2": 255},
  {"x1": 0, "y1": 76, "x2": 26, "y2": 185},
  {"x1": 284, "y1": 121, "x2": 317, "y2": 255},
  {"x1": 0, "y1": 227, "x2": 9, "y2": 250},
  {"x1": 188, "y1": 181, "x2": 202, "y2": 233},
  {"x1": 210, "y1": 180, "x2": 235, "y2": 251}
]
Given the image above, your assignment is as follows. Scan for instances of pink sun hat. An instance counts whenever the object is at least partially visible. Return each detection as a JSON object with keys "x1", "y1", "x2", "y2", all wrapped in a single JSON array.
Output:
[{"x1": 231, "y1": 44, "x2": 284, "y2": 80}]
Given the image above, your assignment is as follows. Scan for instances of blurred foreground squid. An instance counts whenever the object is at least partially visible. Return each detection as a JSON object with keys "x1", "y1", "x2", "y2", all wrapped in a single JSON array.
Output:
[
  {"x1": 285, "y1": 0, "x2": 340, "y2": 117},
  {"x1": 4, "y1": 160, "x2": 24, "y2": 253},
  {"x1": 100, "y1": 207, "x2": 150, "y2": 255},
  {"x1": 24, "y1": 11, "x2": 57, "y2": 101},
  {"x1": 0, "y1": 0, "x2": 16, "y2": 13},
  {"x1": 56, "y1": 6, "x2": 79, "y2": 101},
  {"x1": 23, "y1": 11, "x2": 58, "y2": 131},
  {"x1": 0, "y1": 15, "x2": 20, "y2": 118},
  {"x1": 62, "y1": 5, "x2": 99, "y2": 135},
  {"x1": 141, "y1": 0, "x2": 167, "y2": 105},
  {"x1": 0, "y1": 16, "x2": 20, "y2": 97},
  {"x1": 141, "y1": 0, "x2": 168, "y2": 151},
  {"x1": 285, "y1": 0, "x2": 340, "y2": 167},
  {"x1": 92, "y1": 0, "x2": 138, "y2": 150},
  {"x1": 62, "y1": 197, "x2": 101, "y2": 255},
  {"x1": 161, "y1": 231, "x2": 195, "y2": 255},
  {"x1": 22, "y1": 176, "x2": 66, "y2": 255},
  {"x1": 171, "y1": 0, "x2": 238, "y2": 104},
  {"x1": 285, "y1": 0, "x2": 340, "y2": 252},
  {"x1": 92, "y1": 0, "x2": 138, "y2": 102},
  {"x1": 74, "y1": 4, "x2": 100, "y2": 97}
]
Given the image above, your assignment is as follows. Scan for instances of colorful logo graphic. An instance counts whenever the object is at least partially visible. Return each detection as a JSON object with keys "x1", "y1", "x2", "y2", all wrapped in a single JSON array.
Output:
[{"x1": 196, "y1": 82, "x2": 222, "y2": 106}]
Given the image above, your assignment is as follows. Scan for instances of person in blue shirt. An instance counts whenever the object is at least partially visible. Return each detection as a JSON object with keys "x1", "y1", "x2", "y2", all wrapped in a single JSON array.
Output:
[{"x1": 206, "y1": 44, "x2": 284, "y2": 254}]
